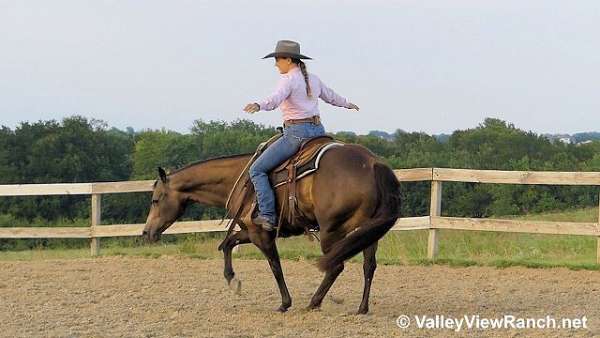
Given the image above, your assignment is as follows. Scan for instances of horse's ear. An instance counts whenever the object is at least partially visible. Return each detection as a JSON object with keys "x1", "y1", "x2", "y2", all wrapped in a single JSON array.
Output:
[{"x1": 158, "y1": 167, "x2": 167, "y2": 184}]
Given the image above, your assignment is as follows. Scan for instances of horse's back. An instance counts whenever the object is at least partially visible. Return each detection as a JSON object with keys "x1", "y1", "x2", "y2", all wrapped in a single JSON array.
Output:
[{"x1": 317, "y1": 143, "x2": 381, "y2": 180}]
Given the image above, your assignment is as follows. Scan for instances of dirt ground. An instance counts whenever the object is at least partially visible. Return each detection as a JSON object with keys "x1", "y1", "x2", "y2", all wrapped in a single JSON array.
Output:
[{"x1": 1, "y1": 256, "x2": 599, "y2": 338}]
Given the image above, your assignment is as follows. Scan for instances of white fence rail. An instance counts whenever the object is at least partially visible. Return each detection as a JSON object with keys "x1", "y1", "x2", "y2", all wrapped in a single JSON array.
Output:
[{"x1": 1, "y1": 168, "x2": 599, "y2": 263}]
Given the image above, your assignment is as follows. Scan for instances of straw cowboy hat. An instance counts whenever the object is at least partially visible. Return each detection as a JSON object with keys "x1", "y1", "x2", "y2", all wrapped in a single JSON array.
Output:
[{"x1": 262, "y1": 40, "x2": 312, "y2": 60}]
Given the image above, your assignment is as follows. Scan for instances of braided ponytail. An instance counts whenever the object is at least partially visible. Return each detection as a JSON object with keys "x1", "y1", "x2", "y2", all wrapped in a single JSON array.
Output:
[{"x1": 294, "y1": 59, "x2": 312, "y2": 97}]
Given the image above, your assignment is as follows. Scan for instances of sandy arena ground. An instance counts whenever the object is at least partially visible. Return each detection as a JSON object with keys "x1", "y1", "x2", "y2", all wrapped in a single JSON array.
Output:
[{"x1": 1, "y1": 256, "x2": 599, "y2": 338}]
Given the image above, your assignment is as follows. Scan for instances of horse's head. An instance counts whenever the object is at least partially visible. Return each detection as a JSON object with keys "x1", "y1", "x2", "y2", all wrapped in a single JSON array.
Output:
[{"x1": 142, "y1": 167, "x2": 188, "y2": 242}]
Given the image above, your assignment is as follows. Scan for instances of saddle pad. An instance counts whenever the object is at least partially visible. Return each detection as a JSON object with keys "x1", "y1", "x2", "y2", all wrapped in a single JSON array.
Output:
[{"x1": 271, "y1": 142, "x2": 344, "y2": 188}]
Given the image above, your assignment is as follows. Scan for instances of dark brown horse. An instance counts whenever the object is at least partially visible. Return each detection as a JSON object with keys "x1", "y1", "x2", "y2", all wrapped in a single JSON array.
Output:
[{"x1": 142, "y1": 143, "x2": 400, "y2": 314}]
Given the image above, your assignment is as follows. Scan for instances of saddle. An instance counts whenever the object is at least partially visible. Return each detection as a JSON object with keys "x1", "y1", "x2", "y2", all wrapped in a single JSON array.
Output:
[{"x1": 224, "y1": 132, "x2": 344, "y2": 236}]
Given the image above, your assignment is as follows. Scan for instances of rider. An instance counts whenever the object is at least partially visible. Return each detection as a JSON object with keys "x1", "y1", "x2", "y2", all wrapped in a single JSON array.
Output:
[{"x1": 243, "y1": 40, "x2": 360, "y2": 231}]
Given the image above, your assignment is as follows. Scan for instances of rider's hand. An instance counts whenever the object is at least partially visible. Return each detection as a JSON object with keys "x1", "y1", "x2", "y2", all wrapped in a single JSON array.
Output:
[
  {"x1": 244, "y1": 103, "x2": 260, "y2": 114},
  {"x1": 347, "y1": 102, "x2": 360, "y2": 111}
]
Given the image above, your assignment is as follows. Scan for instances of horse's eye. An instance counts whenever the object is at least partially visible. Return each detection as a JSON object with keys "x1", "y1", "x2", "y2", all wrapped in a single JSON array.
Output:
[{"x1": 152, "y1": 199, "x2": 159, "y2": 204}]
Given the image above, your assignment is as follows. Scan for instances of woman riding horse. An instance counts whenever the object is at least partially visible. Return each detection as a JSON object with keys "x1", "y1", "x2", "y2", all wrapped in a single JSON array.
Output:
[
  {"x1": 143, "y1": 40, "x2": 400, "y2": 314},
  {"x1": 243, "y1": 40, "x2": 360, "y2": 231}
]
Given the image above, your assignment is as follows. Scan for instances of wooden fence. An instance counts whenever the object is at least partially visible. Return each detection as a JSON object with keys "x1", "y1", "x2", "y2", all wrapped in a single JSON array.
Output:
[{"x1": 1, "y1": 168, "x2": 599, "y2": 263}]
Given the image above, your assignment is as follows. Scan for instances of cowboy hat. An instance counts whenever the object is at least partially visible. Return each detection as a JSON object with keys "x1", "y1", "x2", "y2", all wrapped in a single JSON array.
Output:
[{"x1": 262, "y1": 40, "x2": 312, "y2": 60}]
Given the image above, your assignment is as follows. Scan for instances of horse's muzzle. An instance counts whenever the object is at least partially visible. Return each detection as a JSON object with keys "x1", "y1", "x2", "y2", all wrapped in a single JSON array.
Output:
[{"x1": 142, "y1": 229, "x2": 160, "y2": 243}]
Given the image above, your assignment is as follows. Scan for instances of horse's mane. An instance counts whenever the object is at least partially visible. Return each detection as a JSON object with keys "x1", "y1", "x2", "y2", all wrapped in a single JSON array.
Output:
[{"x1": 168, "y1": 152, "x2": 253, "y2": 175}]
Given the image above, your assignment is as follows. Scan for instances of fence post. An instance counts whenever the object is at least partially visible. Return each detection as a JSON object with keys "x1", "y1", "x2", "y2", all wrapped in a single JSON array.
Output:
[
  {"x1": 428, "y1": 180, "x2": 442, "y2": 260},
  {"x1": 91, "y1": 194, "x2": 101, "y2": 256}
]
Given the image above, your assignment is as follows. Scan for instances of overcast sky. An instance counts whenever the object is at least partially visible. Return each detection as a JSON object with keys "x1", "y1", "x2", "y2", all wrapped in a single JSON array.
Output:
[{"x1": 1, "y1": 0, "x2": 598, "y2": 135}]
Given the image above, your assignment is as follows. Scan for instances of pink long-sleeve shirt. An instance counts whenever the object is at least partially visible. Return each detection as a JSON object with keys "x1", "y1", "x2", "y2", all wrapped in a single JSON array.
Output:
[{"x1": 257, "y1": 67, "x2": 351, "y2": 120}]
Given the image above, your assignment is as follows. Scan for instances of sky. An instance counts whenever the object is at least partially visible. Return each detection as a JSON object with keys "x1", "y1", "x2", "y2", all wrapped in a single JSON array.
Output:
[{"x1": 1, "y1": 0, "x2": 598, "y2": 135}]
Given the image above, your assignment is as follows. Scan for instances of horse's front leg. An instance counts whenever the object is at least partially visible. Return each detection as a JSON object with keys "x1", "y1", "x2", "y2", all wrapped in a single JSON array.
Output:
[
  {"x1": 248, "y1": 228, "x2": 292, "y2": 312},
  {"x1": 220, "y1": 230, "x2": 250, "y2": 294}
]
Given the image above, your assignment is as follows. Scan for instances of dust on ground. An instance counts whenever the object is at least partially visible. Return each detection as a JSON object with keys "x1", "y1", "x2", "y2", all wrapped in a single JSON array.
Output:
[{"x1": 1, "y1": 257, "x2": 598, "y2": 337}]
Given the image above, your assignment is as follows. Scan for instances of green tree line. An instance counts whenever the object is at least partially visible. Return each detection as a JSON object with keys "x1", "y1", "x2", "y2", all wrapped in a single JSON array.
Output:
[{"x1": 1, "y1": 115, "x2": 600, "y2": 232}]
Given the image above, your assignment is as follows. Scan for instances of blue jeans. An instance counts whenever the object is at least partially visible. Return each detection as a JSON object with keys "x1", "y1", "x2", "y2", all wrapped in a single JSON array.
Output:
[{"x1": 249, "y1": 122, "x2": 326, "y2": 224}]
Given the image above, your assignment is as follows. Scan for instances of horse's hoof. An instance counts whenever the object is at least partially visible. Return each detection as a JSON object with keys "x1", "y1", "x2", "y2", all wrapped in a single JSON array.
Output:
[
  {"x1": 305, "y1": 304, "x2": 321, "y2": 312},
  {"x1": 224, "y1": 274, "x2": 234, "y2": 285},
  {"x1": 356, "y1": 308, "x2": 369, "y2": 315},
  {"x1": 228, "y1": 277, "x2": 241, "y2": 295},
  {"x1": 276, "y1": 305, "x2": 289, "y2": 313}
]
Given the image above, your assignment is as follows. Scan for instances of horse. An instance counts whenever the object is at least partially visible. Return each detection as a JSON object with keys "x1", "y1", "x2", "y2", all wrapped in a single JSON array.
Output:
[{"x1": 142, "y1": 142, "x2": 400, "y2": 314}]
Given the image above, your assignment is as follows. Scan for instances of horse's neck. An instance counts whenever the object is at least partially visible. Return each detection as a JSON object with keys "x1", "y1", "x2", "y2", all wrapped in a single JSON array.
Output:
[{"x1": 169, "y1": 155, "x2": 252, "y2": 207}]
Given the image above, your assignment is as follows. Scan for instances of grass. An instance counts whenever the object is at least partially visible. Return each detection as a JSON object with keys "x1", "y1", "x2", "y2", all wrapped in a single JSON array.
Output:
[{"x1": 0, "y1": 207, "x2": 599, "y2": 270}]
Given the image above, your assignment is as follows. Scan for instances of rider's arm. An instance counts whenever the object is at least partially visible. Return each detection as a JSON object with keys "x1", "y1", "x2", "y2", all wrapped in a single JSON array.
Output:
[
  {"x1": 318, "y1": 77, "x2": 352, "y2": 109},
  {"x1": 257, "y1": 75, "x2": 293, "y2": 111}
]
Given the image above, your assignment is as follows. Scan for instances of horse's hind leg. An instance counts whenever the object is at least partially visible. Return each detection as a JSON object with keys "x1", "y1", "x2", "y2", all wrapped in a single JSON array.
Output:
[
  {"x1": 307, "y1": 231, "x2": 346, "y2": 310},
  {"x1": 357, "y1": 241, "x2": 378, "y2": 314},
  {"x1": 307, "y1": 262, "x2": 344, "y2": 310},
  {"x1": 221, "y1": 230, "x2": 250, "y2": 293}
]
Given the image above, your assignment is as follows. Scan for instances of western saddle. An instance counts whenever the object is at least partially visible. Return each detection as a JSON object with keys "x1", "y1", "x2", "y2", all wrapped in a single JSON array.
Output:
[{"x1": 223, "y1": 131, "x2": 344, "y2": 237}]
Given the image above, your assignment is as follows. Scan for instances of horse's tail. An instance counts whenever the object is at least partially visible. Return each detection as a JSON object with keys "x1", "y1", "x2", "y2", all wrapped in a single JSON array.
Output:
[{"x1": 317, "y1": 162, "x2": 400, "y2": 272}]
